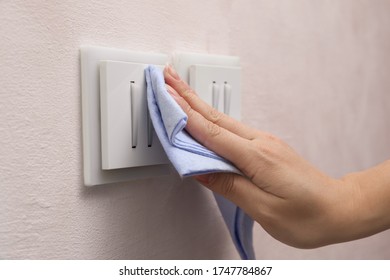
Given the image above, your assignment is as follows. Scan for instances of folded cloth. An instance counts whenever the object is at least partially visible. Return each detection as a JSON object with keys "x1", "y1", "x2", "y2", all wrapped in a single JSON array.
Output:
[{"x1": 145, "y1": 65, "x2": 255, "y2": 260}]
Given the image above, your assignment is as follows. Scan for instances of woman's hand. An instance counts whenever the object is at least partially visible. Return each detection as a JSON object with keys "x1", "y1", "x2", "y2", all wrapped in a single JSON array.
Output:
[{"x1": 163, "y1": 65, "x2": 390, "y2": 249}]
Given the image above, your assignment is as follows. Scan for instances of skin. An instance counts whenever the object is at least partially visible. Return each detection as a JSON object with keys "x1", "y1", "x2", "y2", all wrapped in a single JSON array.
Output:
[{"x1": 163, "y1": 64, "x2": 390, "y2": 249}]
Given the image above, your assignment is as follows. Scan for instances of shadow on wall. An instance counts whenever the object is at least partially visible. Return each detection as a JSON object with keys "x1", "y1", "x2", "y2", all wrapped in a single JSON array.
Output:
[{"x1": 79, "y1": 175, "x2": 237, "y2": 259}]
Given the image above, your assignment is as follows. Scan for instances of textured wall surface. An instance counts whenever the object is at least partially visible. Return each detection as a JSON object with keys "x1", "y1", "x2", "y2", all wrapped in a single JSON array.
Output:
[{"x1": 1, "y1": 0, "x2": 390, "y2": 259}]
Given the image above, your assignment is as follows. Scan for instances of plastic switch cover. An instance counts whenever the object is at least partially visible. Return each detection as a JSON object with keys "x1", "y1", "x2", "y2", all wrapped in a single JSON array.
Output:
[
  {"x1": 173, "y1": 52, "x2": 241, "y2": 120},
  {"x1": 189, "y1": 64, "x2": 241, "y2": 120},
  {"x1": 99, "y1": 61, "x2": 168, "y2": 170},
  {"x1": 80, "y1": 46, "x2": 170, "y2": 186}
]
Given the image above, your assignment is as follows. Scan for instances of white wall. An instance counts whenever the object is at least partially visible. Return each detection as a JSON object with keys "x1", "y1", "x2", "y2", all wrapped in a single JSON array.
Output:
[{"x1": 1, "y1": 0, "x2": 390, "y2": 259}]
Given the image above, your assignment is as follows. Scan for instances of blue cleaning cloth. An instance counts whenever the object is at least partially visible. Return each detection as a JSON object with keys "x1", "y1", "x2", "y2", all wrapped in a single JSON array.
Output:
[{"x1": 145, "y1": 65, "x2": 255, "y2": 260}]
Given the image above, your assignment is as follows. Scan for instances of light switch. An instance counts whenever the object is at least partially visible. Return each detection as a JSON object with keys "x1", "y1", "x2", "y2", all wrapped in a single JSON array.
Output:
[
  {"x1": 189, "y1": 64, "x2": 241, "y2": 120},
  {"x1": 80, "y1": 46, "x2": 171, "y2": 186},
  {"x1": 173, "y1": 52, "x2": 241, "y2": 120},
  {"x1": 99, "y1": 61, "x2": 168, "y2": 170}
]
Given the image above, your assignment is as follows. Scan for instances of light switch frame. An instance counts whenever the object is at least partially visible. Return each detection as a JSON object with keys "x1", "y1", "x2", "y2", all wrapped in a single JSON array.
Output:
[{"x1": 80, "y1": 46, "x2": 171, "y2": 186}]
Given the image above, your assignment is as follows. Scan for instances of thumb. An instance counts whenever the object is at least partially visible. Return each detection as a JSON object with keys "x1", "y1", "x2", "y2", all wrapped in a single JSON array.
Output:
[
  {"x1": 194, "y1": 173, "x2": 267, "y2": 216},
  {"x1": 195, "y1": 173, "x2": 238, "y2": 200}
]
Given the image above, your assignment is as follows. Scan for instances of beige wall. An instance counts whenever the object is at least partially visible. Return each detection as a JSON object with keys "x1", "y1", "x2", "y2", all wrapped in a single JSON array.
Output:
[{"x1": 1, "y1": 0, "x2": 390, "y2": 259}]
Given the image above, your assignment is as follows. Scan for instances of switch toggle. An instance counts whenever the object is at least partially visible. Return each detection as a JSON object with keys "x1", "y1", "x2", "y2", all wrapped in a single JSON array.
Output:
[
  {"x1": 212, "y1": 81, "x2": 219, "y2": 109},
  {"x1": 223, "y1": 82, "x2": 232, "y2": 115},
  {"x1": 130, "y1": 81, "x2": 139, "y2": 148}
]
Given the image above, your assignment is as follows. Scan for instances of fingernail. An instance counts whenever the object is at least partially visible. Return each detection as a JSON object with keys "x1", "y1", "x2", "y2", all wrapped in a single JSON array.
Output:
[
  {"x1": 195, "y1": 174, "x2": 212, "y2": 185},
  {"x1": 166, "y1": 63, "x2": 180, "y2": 81}
]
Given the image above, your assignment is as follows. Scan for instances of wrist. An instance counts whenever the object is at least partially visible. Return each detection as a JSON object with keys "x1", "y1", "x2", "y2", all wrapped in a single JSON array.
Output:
[
  {"x1": 336, "y1": 168, "x2": 390, "y2": 243},
  {"x1": 316, "y1": 177, "x2": 362, "y2": 246}
]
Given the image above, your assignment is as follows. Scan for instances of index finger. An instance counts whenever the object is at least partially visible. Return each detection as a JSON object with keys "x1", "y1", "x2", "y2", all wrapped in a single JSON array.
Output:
[{"x1": 166, "y1": 84, "x2": 257, "y2": 177}]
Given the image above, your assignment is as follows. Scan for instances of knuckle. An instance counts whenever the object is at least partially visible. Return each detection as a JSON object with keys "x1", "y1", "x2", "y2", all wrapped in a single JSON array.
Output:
[
  {"x1": 181, "y1": 87, "x2": 196, "y2": 99},
  {"x1": 252, "y1": 138, "x2": 281, "y2": 161},
  {"x1": 212, "y1": 174, "x2": 236, "y2": 199},
  {"x1": 180, "y1": 88, "x2": 198, "y2": 106},
  {"x1": 264, "y1": 132, "x2": 279, "y2": 141},
  {"x1": 242, "y1": 135, "x2": 295, "y2": 181},
  {"x1": 264, "y1": 133, "x2": 288, "y2": 149},
  {"x1": 205, "y1": 120, "x2": 221, "y2": 138},
  {"x1": 208, "y1": 107, "x2": 223, "y2": 124},
  {"x1": 239, "y1": 139, "x2": 274, "y2": 180},
  {"x1": 185, "y1": 104, "x2": 196, "y2": 118},
  {"x1": 244, "y1": 161, "x2": 265, "y2": 182}
]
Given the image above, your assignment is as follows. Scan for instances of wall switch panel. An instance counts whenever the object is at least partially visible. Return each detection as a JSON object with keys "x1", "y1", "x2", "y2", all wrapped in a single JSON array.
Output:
[
  {"x1": 81, "y1": 47, "x2": 242, "y2": 186},
  {"x1": 100, "y1": 61, "x2": 168, "y2": 170},
  {"x1": 80, "y1": 46, "x2": 170, "y2": 186},
  {"x1": 173, "y1": 52, "x2": 241, "y2": 120}
]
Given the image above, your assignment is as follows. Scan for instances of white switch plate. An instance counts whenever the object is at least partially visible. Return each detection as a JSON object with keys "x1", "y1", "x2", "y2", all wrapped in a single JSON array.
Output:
[
  {"x1": 173, "y1": 52, "x2": 241, "y2": 120},
  {"x1": 100, "y1": 60, "x2": 168, "y2": 170},
  {"x1": 80, "y1": 46, "x2": 171, "y2": 186}
]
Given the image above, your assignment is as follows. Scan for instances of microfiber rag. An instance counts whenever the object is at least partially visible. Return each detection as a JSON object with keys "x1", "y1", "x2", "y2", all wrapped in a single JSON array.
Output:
[{"x1": 145, "y1": 65, "x2": 255, "y2": 260}]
